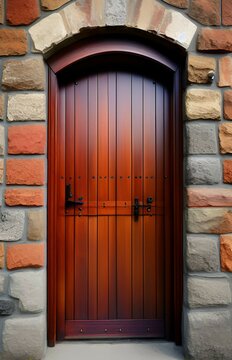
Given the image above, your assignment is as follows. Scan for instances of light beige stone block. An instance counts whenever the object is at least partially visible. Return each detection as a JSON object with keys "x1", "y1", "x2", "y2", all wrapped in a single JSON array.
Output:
[
  {"x1": 27, "y1": 209, "x2": 45, "y2": 241},
  {"x1": 0, "y1": 125, "x2": 4, "y2": 155},
  {"x1": 0, "y1": 159, "x2": 3, "y2": 184},
  {"x1": 186, "y1": 89, "x2": 221, "y2": 120},
  {"x1": 29, "y1": 13, "x2": 67, "y2": 53},
  {"x1": 7, "y1": 94, "x2": 46, "y2": 121},
  {"x1": 2, "y1": 58, "x2": 45, "y2": 90},
  {"x1": 187, "y1": 208, "x2": 232, "y2": 234},
  {"x1": 188, "y1": 54, "x2": 216, "y2": 83},
  {"x1": 159, "y1": 10, "x2": 197, "y2": 49}
]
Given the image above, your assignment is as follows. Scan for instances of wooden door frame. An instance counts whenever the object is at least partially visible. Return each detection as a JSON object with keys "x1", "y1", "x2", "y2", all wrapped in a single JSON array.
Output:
[{"x1": 47, "y1": 36, "x2": 183, "y2": 347}]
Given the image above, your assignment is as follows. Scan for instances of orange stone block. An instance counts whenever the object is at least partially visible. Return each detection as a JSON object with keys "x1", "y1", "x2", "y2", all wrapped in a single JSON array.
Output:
[
  {"x1": 198, "y1": 29, "x2": 232, "y2": 52},
  {"x1": 223, "y1": 160, "x2": 232, "y2": 183},
  {"x1": 5, "y1": 189, "x2": 44, "y2": 206},
  {"x1": 8, "y1": 125, "x2": 46, "y2": 155},
  {"x1": 7, "y1": 243, "x2": 44, "y2": 270},
  {"x1": 221, "y1": 235, "x2": 232, "y2": 271},
  {"x1": 0, "y1": 29, "x2": 27, "y2": 56},
  {"x1": 219, "y1": 57, "x2": 232, "y2": 87},
  {"x1": 0, "y1": 243, "x2": 4, "y2": 269},
  {"x1": 7, "y1": 0, "x2": 40, "y2": 25},
  {"x1": 187, "y1": 188, "x2": 232, "y2": 207},
  {"x1": 6, "y1": 159, "x2": 45, "y2": 185},
  {"x1": 222, "y1": 0, "x2": 232, "y2": 26},
  {"x1": 224, "y1": 91, "x2": 232, "y2": 120}
]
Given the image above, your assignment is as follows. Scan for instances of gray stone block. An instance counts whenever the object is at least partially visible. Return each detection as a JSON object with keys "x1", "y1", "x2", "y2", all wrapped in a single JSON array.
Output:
[
  {"x1": 187, "y1": 276, "x2": 231, "y2": 308},
  {"x1": 186, "y1": 157, "x2": 221, "y2": 184},
  {"x1": 185, "y1": 123, "x2": 217, "y2": 154},
  {"x1": 9, "y1": 270, "x2": 45, "y2": 313},
  {"x1": 0, "y1": 300, "x2": 14, "y2": 316},
  {"x1": 0, "y1": 274, "x2": 5, "y2": 294},
  {"x1": 186, "y1": 235, "x2": 219, "y2": 272},
  {"x1": 184, "y1": 310, "x2": 232, "y2": 359},
  {"x1": 105, "y1": 0, "x2": 127, "y2": 25},
  {"x1": 0, "y1": 210, "x2": 25, "y2": 241},
  {"x1": 3, "y1": 315, "x2": 46, "y2": 360}
]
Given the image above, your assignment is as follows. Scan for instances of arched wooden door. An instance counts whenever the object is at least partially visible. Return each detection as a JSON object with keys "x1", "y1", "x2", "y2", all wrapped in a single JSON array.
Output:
[{"x1": 47, "y1": 38, "x2": 183, "y2": 345}]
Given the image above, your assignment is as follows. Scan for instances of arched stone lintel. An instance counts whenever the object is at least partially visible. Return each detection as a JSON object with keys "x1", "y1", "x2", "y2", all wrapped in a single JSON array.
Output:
[{"x1": 29, "y1": 0, "x2": 197, "y2": 55}]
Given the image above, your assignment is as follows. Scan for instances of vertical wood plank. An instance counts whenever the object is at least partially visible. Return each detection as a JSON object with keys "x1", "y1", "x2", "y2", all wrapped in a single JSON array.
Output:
[
  {"x1": 88, "y1": 75, "x2": 98, "y2": 319},
  {"x1": 143, "y1": 78, "x2": 156, "y2": 319},
  {"x1": 97, "y1": 73, "x2": 109, "y2": 319},
  {"x1": 65, "y1": 83, "x2": 75, "y2": 320},
  {"x1": 131, "y1": 74, "x2": 144, "y2": 319},
  {"x1": 116, "y1": 72, "x2": 132, "y2": 319},
  {"x1": 74, "y1": 79, "x2": 88, "y2": 320},
  {"x1": 108, "y1": 73, "x2": 117, "y2": 319}
]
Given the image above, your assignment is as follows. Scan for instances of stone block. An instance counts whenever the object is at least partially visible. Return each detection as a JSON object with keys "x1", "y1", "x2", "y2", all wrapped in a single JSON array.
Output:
[
  {"x1": 159, "y1": 10, "x2": 197, "y2": 49},
  {"x1": 0, "y1": 125, "x2": 5, "y2": 155},
  {"x1": 10, "y1": 270, "x2": 45, "y2": 313},
  {"x1": 219, "y1": 56, "x2": 232, "y2": 87},
  {"x1": 221, "y1": 235, "x2": 232, "y2": 272},
  {"x1": 224, "y1": 160, "x2": 232, "y2": 183},
  {"x1": 0, "y1": 29, "x2": 27, "y2": 56},
  {"x1": 186, "y1": 235, "x2": 219, "y2": 272},
  {"x1": 186, "y1": 157, "x2": 220, "y2": 185},
  {"x1": 188, "y1": 0, "x2": 220, "y2": 26},
  {"x1": 224, "y1": 91, "x2": 232, "y2": 120},
  {"x1": 219, "y1": 123, "x2": 232, "y2": 154},
  {"x1": 188, "y1": 54, "x2": 216, "y2": 84},
  {"x1": 60, "y1": 0, "x2": 105, "y2": 36},
  {"x1": 6, "y1": 0, "x2": 40, "y2": 25},
  {"x1": 0, "y1": 159, "x2": 3, "y2": 184},
  {"x1": 0, "y1": 210, "x2": 25, "y2": 241},
  {"x1": 222, "y1": 0, "x2": 232, "y2": 26},
  {"x1": 0, "y1": 94, "x2": 4, "y2": 120},
  {"x1": 0, "y1": 300, "x2": 15, "y2": 316},
  {"x1": 187, "y1": 188, "x2": 232, "y2": 207},
  {"x1": 0, "y1": 243, "x2": 4, "y2": 268},
  {"x1": 7, "y1": 94, "x2": 46, "y2": 121},
  {"x1": 6, "y1": 159, "x2": 45, "y2": 185},
  {"x1": 8, "y1": 125, "x2": 46, "y2": 155},
  {"x1": 7, "y1": 243, "x2": 44, "y2": 270},
  {"x1": 163, "y1": 0, "x2": 189, "y2": 8},
  {"x1": 27, "y1": 210, "x2": 45, "y2": 241},
  {"x1": 42, "y1": 0, "x2": 71, "y2": 10},
  {"x1": 198, "y1": 29, "x2": 232, "y2": 52},
  {"x1": 0, "y1": 274, "x2": 6, "y2": 294},
  {"x1": 2, "y1": 58, "x2": 45, "y2": 91},
  {"x1": 106, "y1": 0, "x2": 127, "y2": 26},
  {"x1": 187, "y1": 276, "x2": 231, "y2": 308},
  {"x1": 0, "y1": 0, "x2": 4, "y2": 24},
  {"x1": 29, "y1": 13, "x2": 68, "y2": 53},
  {"x1": 185, "y1": 310, "x2": 232, "y2": 359},
  {"x1": 127, "y1": 0, "x2": 165, "y2": 32},
  {"x1": 185, "y1": 123, "x2": 217, "y2": 154},
  {"x1": 3, "y1": 315, "x2": 46, "y2": 360},
  {"x1": 187, "y1": 208, "x2": 232, "y2": 234},
  {"x1": 186, "y1": 89, "x2": 221, "y2": 120},
  {"x1": 5, "y1": 189, "x2": 44, "y2": 207}
]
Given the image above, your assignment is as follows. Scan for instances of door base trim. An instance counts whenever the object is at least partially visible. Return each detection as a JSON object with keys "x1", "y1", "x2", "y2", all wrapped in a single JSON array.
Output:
[{"x1": 65, "y1": 319, "x2": 164, "y2": 339}]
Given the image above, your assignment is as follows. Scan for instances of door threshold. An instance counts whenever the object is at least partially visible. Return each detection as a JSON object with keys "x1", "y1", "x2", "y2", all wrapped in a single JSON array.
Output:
[{"x1": 44, "y1": 340, "x2": 183, "y2": 360}]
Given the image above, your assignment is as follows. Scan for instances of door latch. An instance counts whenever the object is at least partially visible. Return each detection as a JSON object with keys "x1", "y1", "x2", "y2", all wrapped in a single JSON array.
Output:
[{"x1": 65, "y1": 184, "x2": 84, "y2": 206}]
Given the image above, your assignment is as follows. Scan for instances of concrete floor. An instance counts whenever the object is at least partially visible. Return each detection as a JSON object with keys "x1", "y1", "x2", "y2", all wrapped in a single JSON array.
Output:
[{"x1": 44, "y1": 341, "x2": 184, "y2": 360}]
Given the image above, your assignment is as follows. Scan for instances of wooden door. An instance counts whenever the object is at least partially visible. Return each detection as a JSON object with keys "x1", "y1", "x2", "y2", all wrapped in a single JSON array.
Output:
[{"x1": 59, "y1": 69, "x2": 170, "y2": 339}]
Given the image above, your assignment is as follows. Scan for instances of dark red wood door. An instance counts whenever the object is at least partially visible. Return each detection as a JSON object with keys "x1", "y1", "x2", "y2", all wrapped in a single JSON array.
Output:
[{"x1": 62, "y1": 70, "x2": 169, "y2": 339}]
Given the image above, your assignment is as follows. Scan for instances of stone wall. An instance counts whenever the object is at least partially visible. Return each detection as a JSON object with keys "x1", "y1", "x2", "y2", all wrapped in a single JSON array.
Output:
[{"x1": 0, "y1": 0, "x2": 231, "y2": 359}]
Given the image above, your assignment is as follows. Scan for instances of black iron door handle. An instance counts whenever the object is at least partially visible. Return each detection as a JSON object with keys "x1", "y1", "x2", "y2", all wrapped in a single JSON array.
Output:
[{"x1": 65, "y1": 184, "x2": 84, "y2": 206}]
